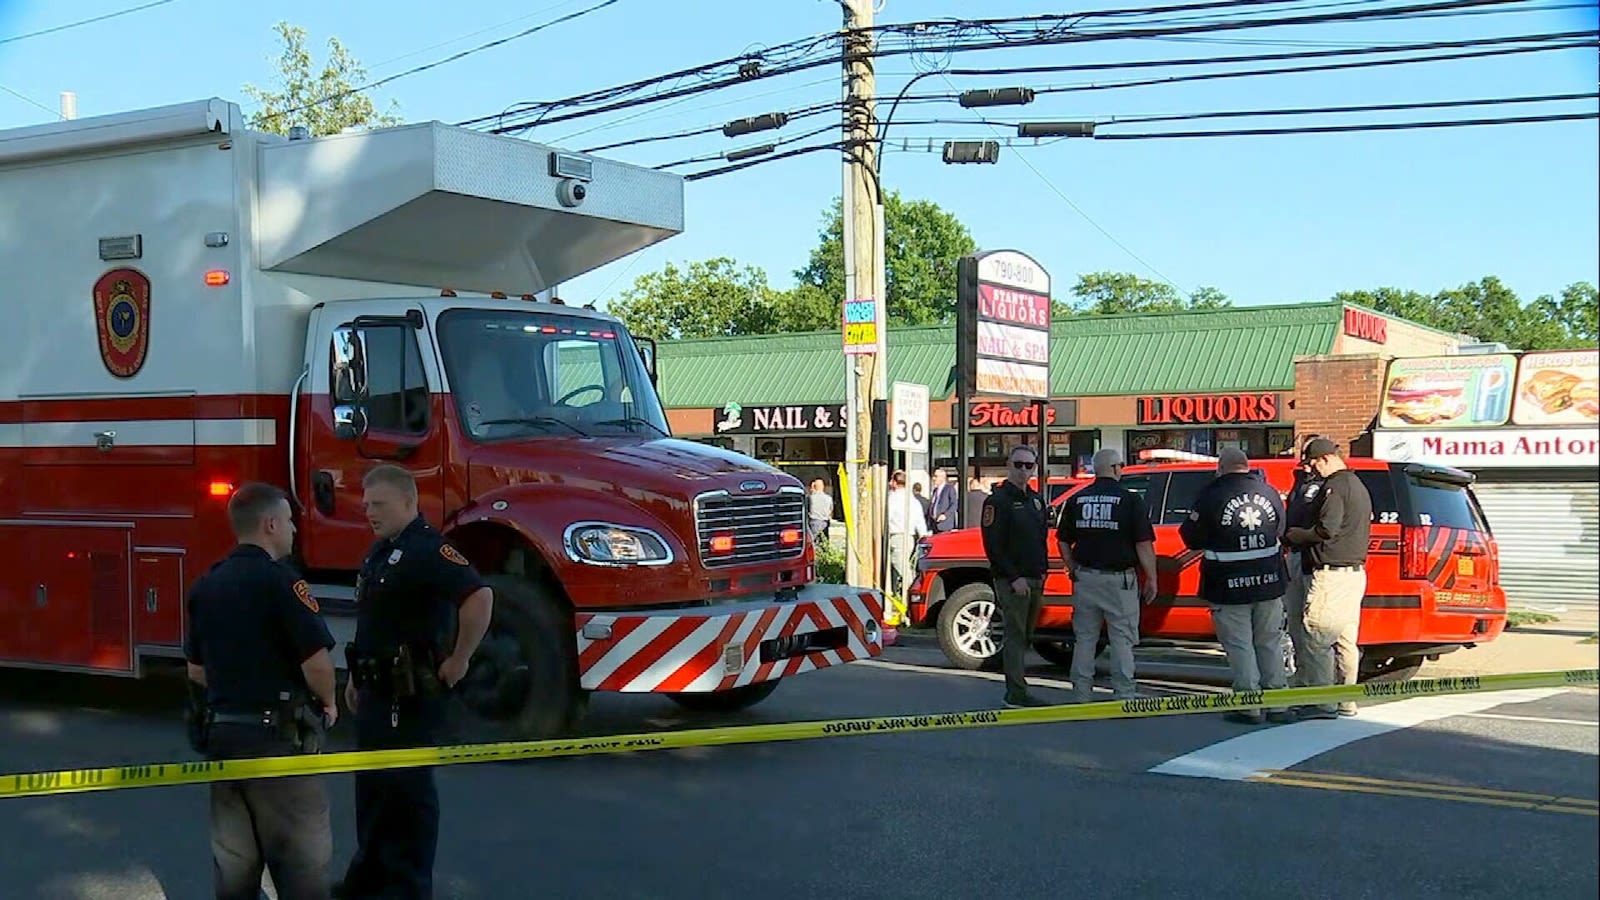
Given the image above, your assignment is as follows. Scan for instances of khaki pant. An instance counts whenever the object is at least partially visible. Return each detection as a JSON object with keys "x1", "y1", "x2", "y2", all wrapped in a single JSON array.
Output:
[
  {"x1": 1070, "y1": 568, "x2": 1140, "y2": 702},
  {"x1": 1301, "y1": 566, "x2": 1366, "y2": 714},
  {"x1": 1283, "y1": 551, "x2": 1311, "y2": 687},
  {"x1": 888, "y1": 533, "x2": 910, "y2": 597},
  {"x1": 1210, "y1": 599, "x2": 1288, "y2": 713},
  {"x1": 994, "y1": 576, "x2": 1044, "y2": 700}
]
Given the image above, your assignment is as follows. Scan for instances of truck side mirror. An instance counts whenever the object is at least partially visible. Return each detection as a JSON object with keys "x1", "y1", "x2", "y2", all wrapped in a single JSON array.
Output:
[
  {"x1": 330, "y1": 325, "x2": 370, "y2": 440},
  {"x1": 636, "y1": 336, "x2": 658, "y2": 388},
  {"x1": 333, "y1": 405, "x2": 368, "y2": 441}
]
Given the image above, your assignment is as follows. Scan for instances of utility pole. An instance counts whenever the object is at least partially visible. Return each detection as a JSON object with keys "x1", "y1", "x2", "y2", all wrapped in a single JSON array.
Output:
[{"x1": 841, "y1": 0, "x2": 886, "y2": 596}]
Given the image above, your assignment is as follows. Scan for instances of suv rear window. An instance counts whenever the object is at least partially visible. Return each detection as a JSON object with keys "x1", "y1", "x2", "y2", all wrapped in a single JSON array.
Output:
[
  {"x1": 1355, "y1": 470, "x2": 1401, "y2": 525},
  {"x1": 1400, "y1": 473, "x2": 1487, "y2": 531}
]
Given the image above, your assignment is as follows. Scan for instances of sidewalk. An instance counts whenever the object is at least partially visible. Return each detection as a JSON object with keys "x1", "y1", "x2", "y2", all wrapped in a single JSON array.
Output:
[{"x1": 1421, "y1": 610, "x2": 1599, "y2": 679}]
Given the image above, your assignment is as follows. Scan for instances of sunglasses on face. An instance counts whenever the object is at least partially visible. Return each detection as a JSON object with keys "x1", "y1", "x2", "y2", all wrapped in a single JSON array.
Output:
[{"x1": 1012, "y1": 460, "x2": 1036, "y2": 470}]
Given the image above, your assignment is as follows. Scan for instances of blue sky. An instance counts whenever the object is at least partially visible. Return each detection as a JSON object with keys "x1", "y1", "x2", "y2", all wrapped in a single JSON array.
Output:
[{"x1": 3, "y1": 0, "x2": 1596, "y2": 313}]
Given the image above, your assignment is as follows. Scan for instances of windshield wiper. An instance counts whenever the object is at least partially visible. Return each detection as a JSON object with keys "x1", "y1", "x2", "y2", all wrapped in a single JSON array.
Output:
[
  {"x1": 474, "y1": 416, "x2": 589, "y2": 437},
  {"x1": 594, "y1": 416, "x2": 670, "y2": 438}
]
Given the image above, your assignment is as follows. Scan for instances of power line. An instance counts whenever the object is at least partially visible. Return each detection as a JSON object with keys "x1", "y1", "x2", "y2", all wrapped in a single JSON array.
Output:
[
  {"x1": 1099, "y1": 90, "x2": 1600, "y2": 125},
  {"x1": 0, "y1": 0, "x2": 179, "y2": 47},
  {"x1": 936, "y1": 28, "x2": 1597, "y2": 78},
  {"x1": 574, "y1": 32, "x2": 1593, "y2": 156},
  {"x1": 1090, "y1": 110, "x2": 1600, "y2": 138},
  {"x1": 934, "y1": 71, "x2": 1186, "y2": 293},
  {"x1": 0, "y1": 83, "x2": 60, "y2": 118},
  {"x1": 682, "y1": 107, "x2": 1595, "y2": 179},
  {"x1": 254, "y1": 0, "x2": 621, "y2": 124},
  {"x1": 876, "y1": 90, "x2": 1599, "y2": 136},
  {"x1": 471, "y1": 0, "x2": 1535, "y2": 133},
  {"x1": 653, "y1": 123, "x2": 843, "y2": 168}
]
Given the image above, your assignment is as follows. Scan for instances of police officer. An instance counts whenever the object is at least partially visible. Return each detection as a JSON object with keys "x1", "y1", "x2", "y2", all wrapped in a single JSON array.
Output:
[
  {"x1": 335, "y1": 465, "x2": 495, "y2": 900},
  {"x1": 1282, "y1": 436, "x2": 1326, "y2": 685},
  {"x1": 1178, "y1": 448, "x2": 1292, "y2": 725},
  {"x1": 184, "y1": 482, "x2": 339, "y2": 900},
  {"x1": 979, "y1": 444, "x2": 1052, "y2": 708},
  {"x1": 1055, "y1": 447, "x2": 1157, "y2": 703}
]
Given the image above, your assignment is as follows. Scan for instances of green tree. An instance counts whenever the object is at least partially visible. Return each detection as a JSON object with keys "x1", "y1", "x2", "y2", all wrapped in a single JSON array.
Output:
[
  {"x1": 1532, "y1": 282, "x2": 1599, "y2": 346},
  {"x1": 1061, "y1": 271, "x2": 1232, "y2": 316},
  {"x1": 791, "y1": 191, "x2": 979, "y2": 328},
  {"x1": 1335, "y1": 277, "x2": 1598, "y2": 350},
  {"x1": 242, "y1": 22, "x2": 402, "y2": 137},
  {"x1": 607, "y1": 258, "x2": 784, "y2": 340}
]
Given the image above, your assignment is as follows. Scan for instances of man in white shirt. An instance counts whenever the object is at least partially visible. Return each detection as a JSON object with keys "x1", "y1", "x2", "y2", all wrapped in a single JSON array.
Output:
[{"x1": 886, "y1": 469, "x2": 930, "y2": 597}]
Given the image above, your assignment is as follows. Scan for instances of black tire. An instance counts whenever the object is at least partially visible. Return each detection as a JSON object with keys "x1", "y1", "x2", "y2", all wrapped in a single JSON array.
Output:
[
  {"x1": 1358, "y1": 653, "x2": 1425, "y2": 684},
  {"x1": 936, "y1": 582, "x2": 1004, "y2": 671},
  {"x1": 448, "y1": 574, "x2": 583, "y2": 741},
  {"x1": 667, "y1": 680, "x2": 780, "y2": 713}
]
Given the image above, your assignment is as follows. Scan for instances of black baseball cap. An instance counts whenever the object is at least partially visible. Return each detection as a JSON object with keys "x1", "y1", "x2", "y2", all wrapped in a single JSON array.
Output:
[{"x1": 1302, "y1": 437, "x2": 1339, "y2": 461}]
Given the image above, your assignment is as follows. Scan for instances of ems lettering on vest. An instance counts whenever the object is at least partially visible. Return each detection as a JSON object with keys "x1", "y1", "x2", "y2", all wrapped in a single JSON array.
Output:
[{"x1": 1076, "y1": 495, "x2": 1123, "y2": 530}]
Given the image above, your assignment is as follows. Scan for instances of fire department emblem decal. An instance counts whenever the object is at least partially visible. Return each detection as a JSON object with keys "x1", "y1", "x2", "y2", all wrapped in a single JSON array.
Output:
[
  {"x1": 292, "y1": 579, "x2": 319, "y2": 613},
  {"x1": 92, "y1": 268, "x2": 152, "y2": 378}
]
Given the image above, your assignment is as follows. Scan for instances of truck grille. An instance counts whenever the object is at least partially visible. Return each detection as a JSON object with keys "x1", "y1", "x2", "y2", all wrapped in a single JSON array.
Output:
[{"x1": 695, "y1": 487, "x2": 806, "y2": 568}]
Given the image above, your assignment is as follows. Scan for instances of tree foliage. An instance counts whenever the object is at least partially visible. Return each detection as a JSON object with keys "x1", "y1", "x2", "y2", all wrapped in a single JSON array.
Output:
[
  {"x1": 242, "y1": 22, "x2": 402, "y2": 137},
  {"x1": 1334, "y1": 277, "x2": 1598, "y2": 350},
  {"x1": 1061, "y1": 271, "x2": 1232, "y2": 316},
  {"x1": 605, "y1": 258, "x2": 788, "y2": 341},
  {"x1": 791, "y1": 190, "x2": 979, "y2": 327}
]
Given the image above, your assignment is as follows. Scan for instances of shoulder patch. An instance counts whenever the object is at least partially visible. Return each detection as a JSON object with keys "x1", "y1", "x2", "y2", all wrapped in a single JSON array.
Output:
[
  {"x1": 292, "y1": 579, "x2": 319, "y2": 613},
  {"x1": 981, "y1": 504, "x2": 995, "y2": 527},
  {"x1": 440, "y1": 544, "x2": 470, "y2": 566}
]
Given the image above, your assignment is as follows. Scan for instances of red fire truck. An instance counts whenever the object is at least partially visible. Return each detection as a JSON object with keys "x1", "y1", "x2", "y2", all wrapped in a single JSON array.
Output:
[{"x1": 0, "y1": 98, "x2": 884, "y2": 738}]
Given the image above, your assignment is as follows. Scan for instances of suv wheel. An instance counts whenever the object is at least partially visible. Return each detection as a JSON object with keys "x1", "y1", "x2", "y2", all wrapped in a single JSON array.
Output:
[{"x1": 936, "y1": 582, "x2": 1004, "y2": 671}]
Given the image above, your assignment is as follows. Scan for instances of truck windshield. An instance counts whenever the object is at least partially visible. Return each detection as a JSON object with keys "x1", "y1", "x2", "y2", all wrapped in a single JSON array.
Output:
[{"x1": 436, "y1": 308, "x2": 670, "y2": 442}]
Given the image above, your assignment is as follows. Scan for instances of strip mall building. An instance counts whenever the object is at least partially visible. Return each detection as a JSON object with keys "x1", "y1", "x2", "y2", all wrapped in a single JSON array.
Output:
[
  {"x1": 655, "y1": 300, "x2": 1455, "y2": 477},
  {"x1": 649, "y1": 300, "x2": 1597, "y2": 612}
]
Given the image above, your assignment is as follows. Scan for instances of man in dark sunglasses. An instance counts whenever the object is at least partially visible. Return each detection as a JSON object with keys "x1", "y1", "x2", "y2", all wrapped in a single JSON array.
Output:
[{"x1": 979, "y1": 444, "x2": 1053, "y2": 708}]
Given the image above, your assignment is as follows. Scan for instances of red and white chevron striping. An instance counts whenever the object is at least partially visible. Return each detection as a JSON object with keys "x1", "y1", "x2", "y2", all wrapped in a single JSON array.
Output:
[{"x1": 574, "y1": 592, "x2": 884, "y2": 693}]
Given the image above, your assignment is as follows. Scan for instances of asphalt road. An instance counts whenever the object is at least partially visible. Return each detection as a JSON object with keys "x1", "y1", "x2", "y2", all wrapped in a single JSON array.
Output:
[{"x1": 0, "y1": 645, "x2": 1595, "y2": 900}]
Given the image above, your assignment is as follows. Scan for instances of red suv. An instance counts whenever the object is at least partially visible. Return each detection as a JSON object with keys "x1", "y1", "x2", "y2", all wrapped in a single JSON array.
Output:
[{"x1": 908, "y1": 457, "x2": 1507, "y2": 682}]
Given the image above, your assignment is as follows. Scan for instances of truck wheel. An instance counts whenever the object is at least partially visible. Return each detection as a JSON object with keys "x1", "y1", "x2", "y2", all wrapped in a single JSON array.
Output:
[
  {"x1": 667, "y1": 680, "x2": 780, "y2": 713},
  {"x1": 451, "y1": 574, "x2": 583, "y2": 741},
  {"x1": 1358, "y1": 653, "x2": 1425, "y2": 684},
  {"x1": 937, "y1": 582, "x2": 1004, "y2": 672}
]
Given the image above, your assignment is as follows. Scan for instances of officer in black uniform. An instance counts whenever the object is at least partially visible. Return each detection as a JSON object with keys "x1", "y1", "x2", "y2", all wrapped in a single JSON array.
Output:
[
  {"x1": 335, "y1": 464, "x2": 494, "y2": 900},
  {"x1": 1179, "y1": 448, "x2": 1291, "y2": 724},
  {"x1": 1055, "y1": 447, "x2": 1157, "y2": 703},
  {"x1": 184, "y1": 482, "x2": 339, "y2": 900},
  {"x1": 979, "y1": 443, "x2": 1052, "y2": 709},
  {"x1": 1282, "y1": 436, "x2": 1326, "y2": 685}
]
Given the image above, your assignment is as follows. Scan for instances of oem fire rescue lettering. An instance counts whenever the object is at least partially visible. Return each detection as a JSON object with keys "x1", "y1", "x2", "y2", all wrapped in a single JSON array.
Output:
[{"x1": 0, "y1": 97, "x2": 884, "y2": 742}]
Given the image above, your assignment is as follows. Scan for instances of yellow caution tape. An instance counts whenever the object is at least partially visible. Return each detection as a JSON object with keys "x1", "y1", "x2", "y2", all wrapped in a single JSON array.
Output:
[{"x1": 2, "y1": 668, "x2": 1593, "y2": 800}]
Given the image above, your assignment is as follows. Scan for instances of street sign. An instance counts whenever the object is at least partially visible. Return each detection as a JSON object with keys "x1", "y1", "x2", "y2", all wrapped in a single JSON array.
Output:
[{"x1": 891, "y1": 381, "x2": 929, "y2": 454}]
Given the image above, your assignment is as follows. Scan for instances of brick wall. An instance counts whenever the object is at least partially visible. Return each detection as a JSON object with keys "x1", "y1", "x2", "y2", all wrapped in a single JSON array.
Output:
[{"x1": 1291, "y1": 354, "x2": 1387, "y2": 457}]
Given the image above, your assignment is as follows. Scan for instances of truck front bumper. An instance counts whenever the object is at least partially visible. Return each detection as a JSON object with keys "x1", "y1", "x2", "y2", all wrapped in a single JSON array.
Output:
[{"x1": 573, "y1": 585, "x2": 885, "y2": 693}]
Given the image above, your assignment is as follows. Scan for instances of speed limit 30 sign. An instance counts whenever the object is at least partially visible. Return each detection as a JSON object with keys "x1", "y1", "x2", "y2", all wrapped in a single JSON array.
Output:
[{"x1": 891, "y1": 381, "x2": 929, "y2": 454}]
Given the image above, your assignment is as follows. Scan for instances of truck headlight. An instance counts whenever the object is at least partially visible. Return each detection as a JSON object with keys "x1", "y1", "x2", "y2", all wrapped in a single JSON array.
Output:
[{"x1": 564, "y1": 523, "x2": 674, "y2": 566}]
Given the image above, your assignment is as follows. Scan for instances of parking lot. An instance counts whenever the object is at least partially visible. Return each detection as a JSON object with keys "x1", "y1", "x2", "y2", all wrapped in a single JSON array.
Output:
[{"x1": 1, "y1": 641, "x2": 1594, "y2": 900}]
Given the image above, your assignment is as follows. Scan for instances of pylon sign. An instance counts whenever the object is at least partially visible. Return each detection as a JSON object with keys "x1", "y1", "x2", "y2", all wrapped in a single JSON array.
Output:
[{"x1": 956, "y1": 250, "x2": 1051, "y2": 400}]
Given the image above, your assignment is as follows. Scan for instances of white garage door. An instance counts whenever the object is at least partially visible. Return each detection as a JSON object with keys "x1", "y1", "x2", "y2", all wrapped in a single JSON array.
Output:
[{"x1": 1472, "y1": 475, "x2": 1599, "y2": 609}]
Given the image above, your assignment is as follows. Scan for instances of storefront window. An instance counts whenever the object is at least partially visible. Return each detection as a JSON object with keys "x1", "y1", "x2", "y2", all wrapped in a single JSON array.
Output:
[{"x1": 1128, "y1": 427, "x2": 1298, "y2": 461}]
